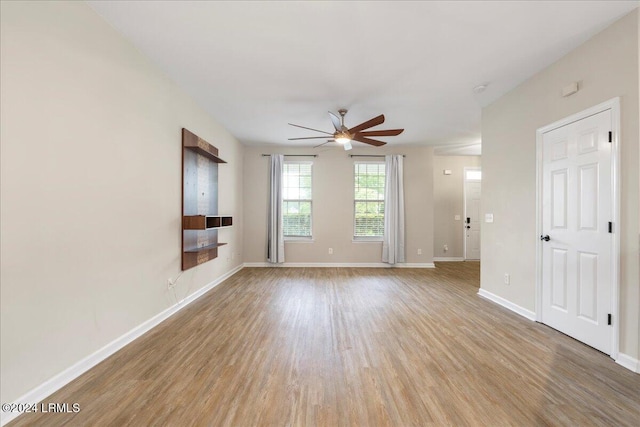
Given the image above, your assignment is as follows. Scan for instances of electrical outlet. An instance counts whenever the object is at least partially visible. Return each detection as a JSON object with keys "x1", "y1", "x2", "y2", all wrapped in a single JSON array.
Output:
[
  {"x1": 328, "y1": 248, "x2": 333, "y2": 255},
  {"x1": 417, "y1": 248, "x2": 422, "y2": 255},
  {"x1": 443, "y1": 244, "x2": 448, "y2": 252},
  {"x1": 504, "y1": 273, "x2": 510, "y2": 285},
  {"x1": 167, "y1": 278, "x2": 174, "y2": 289}
]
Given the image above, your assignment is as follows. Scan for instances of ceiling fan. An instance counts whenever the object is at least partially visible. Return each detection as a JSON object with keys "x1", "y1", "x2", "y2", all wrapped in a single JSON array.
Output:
[{"x1": 288, "y1": 109, "x2": 404, "y2": 151}]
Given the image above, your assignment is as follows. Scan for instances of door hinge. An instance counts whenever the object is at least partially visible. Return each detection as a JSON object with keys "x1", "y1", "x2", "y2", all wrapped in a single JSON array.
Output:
[
  {"x1": 608, "y1": 314, "x2": 612, "y2": 325},
  {"x1": 608, "y1": 222, "x2": 612, "y2": 233},
  {"x1": 608, "y1": 131, "x2": 612, "y2": 143}
]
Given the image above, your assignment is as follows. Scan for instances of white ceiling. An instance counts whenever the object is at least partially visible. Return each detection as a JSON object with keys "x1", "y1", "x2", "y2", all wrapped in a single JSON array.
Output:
[{"x1": 88, "y1": 1, "x2": 638, "y2": 149}]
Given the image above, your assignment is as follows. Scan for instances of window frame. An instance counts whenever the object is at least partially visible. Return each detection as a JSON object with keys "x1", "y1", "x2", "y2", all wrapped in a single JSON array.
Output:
[
  {"x1": 353, "y1": 160, "x2": 386, "y2": 241},
  {"x1": 282, "y1": 160, "x2": 313, "y2": 240}
]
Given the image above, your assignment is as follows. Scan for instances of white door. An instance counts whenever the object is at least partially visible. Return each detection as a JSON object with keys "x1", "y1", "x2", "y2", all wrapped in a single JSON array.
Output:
[
  {"x1": 541, "y1": 110, "x2": 612, "y2": 354},
  {"x1": 464, "y1": 169, "x2": 481, "y2": 260}
]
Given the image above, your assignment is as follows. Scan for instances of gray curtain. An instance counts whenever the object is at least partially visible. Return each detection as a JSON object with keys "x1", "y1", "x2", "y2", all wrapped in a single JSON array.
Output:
[
  {"x1": 267, "y1": 154, "x2": 285, "y2": 263},
  {"x1": 382, "y1": 154, "x2": 405, "y2": 264}
]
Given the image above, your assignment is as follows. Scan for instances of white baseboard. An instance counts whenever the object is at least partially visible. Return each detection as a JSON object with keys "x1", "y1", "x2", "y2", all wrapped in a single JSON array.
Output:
[
  {"x1": 394, "y1": 263, "x2": 436, "y2": 268},
  {"x1": 433, "y1": 257, "x2": 465, "y2": 262},
  {"x1": 476, "y1": 291, "x2": 639, "y2": 375},
  {"x1": 477, "y1": 288, "x2": 536, "y2": 321},
  {"x1": 1, "y1": 264, "x2": 244, "y2": 427},
  {"x1": 616, "y1": 353, "x2": 640, "y2": 373},
  {"x1": 244, "y1": 262, "x2": 435, "y2": 268}
]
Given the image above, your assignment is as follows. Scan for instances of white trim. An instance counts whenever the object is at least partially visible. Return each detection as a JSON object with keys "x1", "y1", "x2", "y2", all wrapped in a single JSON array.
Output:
[
  {"x1": 243, "y1": 262, "x2": 435, "y2": 268},
  {"x1": 610, "y1": 99, "x2": 621, "y2": 360},
  {"x1": 478, "y1": 289, "x2": 536, "y2": 321},
  {"x1": 0, "y1": 264, "x2": 244, "y2": 427},
  {"x1": 394, "y1": 263, "x2": 436, "y2": 268},
  {"x1": 535, "y1": 128, "x2": 544, "y2": 323},
  {"x1": 433, "y1": 257, "x2": 465, "y2": 262},
  {"x1": 478, "y1": 288, "x2": 638, "y2": 375},
  {"x1": 615, "y1": 353, "x2": 640, "y2": 373},
  {"x1": 352, "y1": 237, "x2": 384, "y2": 243},
  {"x1": 284, "y1": 237, "x2": 315, "y2": 243},
  {"x1": 535, "y1": 97, "x2": 621, "y2": 358}
]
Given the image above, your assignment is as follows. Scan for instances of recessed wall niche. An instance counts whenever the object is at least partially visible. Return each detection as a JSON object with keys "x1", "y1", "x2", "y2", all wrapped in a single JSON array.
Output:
[{"x1": 181, "y1": 128, "x2": 232, "y2": 270}]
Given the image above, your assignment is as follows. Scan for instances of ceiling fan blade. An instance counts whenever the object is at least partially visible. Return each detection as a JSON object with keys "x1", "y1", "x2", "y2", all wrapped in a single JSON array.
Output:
[
  {"x1": 348, "y1": 114, "x2": 385, "y2": 134},
  {"x1": 358, "y1": 129, "x2": 404, "y2": 137},
  {"x1": 313, "y1": 140, "x2": 333, "y2": 148},
  {"x1": 352, "y1": 134, "x2": 387, "y2": 147},
  {"x1": 328, "y1": 111, "x2": 342, "y2": 131},
  {"x1": 288, "y1": 136, "x2": 334, "y2": 140},
  {"x1": 343, "y1": 141, "x2": 352, "y2": 151},
  {"x1": 288, "y1": 123, "x2": 333, "y2": 135}
]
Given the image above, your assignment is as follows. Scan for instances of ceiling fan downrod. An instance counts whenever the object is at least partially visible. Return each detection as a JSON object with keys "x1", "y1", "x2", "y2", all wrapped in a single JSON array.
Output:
[{"x1": 338, "y1": 109, "x2": 348, "y2": 130}]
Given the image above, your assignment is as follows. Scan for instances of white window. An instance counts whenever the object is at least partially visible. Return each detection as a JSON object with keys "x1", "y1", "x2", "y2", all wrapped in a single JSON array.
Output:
[
  {"x1": 283, "y1": 162, "x2": 312, "y2": 238},
  {"x1": 354, "y1": 162, "x2": 385, "y2": 238},
  {"x1": 465, "y1": 169, "x2": 482, "y2": 181}
]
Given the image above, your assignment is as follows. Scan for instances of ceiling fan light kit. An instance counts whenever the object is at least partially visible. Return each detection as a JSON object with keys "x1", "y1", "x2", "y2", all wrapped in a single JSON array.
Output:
[
  {"x1": 334, "y1": 132, "x2": 352, "y2": 144},
  {"x1": 289, "y1": 109, "x2": 404, "y2": 151}
]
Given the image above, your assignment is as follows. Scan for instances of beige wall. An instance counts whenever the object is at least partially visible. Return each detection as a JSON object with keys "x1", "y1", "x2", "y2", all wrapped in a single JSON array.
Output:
[
  {"x1": 243, "y1": 146, "x2": 434, "y2": 264},
  {"x1": 432, "y1": 156, "x2": 481, "y2": 259},
  {"x1": 0, "y1": 1, "x2": 244, "y2": 403},
  {"x1": 481, "y1": 10, "x2": 639, "y2": 359}
]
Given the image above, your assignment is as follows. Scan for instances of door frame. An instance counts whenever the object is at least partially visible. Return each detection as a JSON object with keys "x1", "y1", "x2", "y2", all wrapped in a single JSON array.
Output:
[
  {"x1": 535, "y1": 97, "x2": 620, "y2": 358},
  {"x1": 463, "y1": 167, "x2": 481, "y2": 260}
]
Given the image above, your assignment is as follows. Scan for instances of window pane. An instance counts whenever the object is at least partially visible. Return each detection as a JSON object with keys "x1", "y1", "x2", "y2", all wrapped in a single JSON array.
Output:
[
  {"x1": 288, "y1": 187, "x2": 300, "y2": 200},
  {"x1": 299, "y1": 163, "x2": 311, "y2": 174},
  {"x1": 299, "y1": 187, "x2": 312, "y2": 199},
  {"x1": 354, "y1": 162, "x2": 385, "y2": 237},
  {"x1": 466, "y1": 170, "x2": 482, "y2": 181},
  {"x1": 300, "y1": 175, "x2": 311, "y2": 188},
  {"x1": 355, "y1": 188, "x2": 369, "y2": 200},
  {"x1": 299, "y1": 201, "x2": 311, "y2": 214},
  {"x1": 354, "y1": 201, "x2": 384, "y2": 236},
  {"x1": 283, "y1": 162, "x2": 312, "y2": 237}
]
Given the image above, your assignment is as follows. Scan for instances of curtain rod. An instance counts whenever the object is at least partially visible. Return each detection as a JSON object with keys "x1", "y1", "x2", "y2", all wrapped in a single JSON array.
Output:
[
  {"x1": 349, "y1": 154, "x2": 405, "y2": 157},
  {"x1": 261, "y1": 154, "x2": 317, "y2": 157}
]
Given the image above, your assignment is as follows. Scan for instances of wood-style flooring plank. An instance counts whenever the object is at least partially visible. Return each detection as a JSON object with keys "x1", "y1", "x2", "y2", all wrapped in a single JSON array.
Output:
[{"x1": 9, "y1": 262, "x2": 640, "y2": 426}]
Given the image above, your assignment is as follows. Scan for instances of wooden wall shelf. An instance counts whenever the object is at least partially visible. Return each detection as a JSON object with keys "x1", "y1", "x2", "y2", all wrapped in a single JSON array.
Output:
[
  {"x1": 183, "y1": 215, "x2": 233, "y2": 230},
  {"x1": 184, "y1": 145, "x2": 227, "y2": 163},
  {"x1": 182, "y1": 128, "x2": 227, "y2": 163},
  {"x1": 184, "y1": 242, "x2": 228, "y2": 253},
  {"x1": 181, "y1": 128, "x2": 233, "y2": 270}
]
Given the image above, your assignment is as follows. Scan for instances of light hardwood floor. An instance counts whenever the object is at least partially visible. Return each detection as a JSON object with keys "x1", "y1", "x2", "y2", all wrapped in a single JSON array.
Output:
[{"x1": 10, "y1": 263, "x2": 640, "y2": 426}]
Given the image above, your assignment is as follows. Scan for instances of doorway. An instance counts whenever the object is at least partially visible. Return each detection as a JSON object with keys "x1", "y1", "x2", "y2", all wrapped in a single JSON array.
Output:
[
  {"x1": 464, "y1": 168, "x2": 481, "y2": 260},
  {"x1": 536, "y1": 98, "x2": 620, "y2": 356}
]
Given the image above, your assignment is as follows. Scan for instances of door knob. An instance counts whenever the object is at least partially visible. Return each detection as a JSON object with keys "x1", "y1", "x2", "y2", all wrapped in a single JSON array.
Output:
[
  {"x1": 466, "y1": 226, "x2": 471, "y2": 229},
  {"x1": 540, "y1": 235, "x2": 550, "y2": 241}
]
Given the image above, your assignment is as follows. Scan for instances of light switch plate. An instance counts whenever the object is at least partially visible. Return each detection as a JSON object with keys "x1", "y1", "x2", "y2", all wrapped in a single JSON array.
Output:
[
  {"x1": 454, "y1": 215, "x2": 461, "y2": 221},
  {"x1": 485, "y1": 213, "x2": 494, "y2": 223}
]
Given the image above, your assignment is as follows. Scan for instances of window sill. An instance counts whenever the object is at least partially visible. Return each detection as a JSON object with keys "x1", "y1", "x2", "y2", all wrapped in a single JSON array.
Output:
[
  {"x1": 352, "y1": 237, "x2": 383, "y2": 243},
  {"x1": 284, "y1": 237, "x2": 314, "y2": 243}
]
